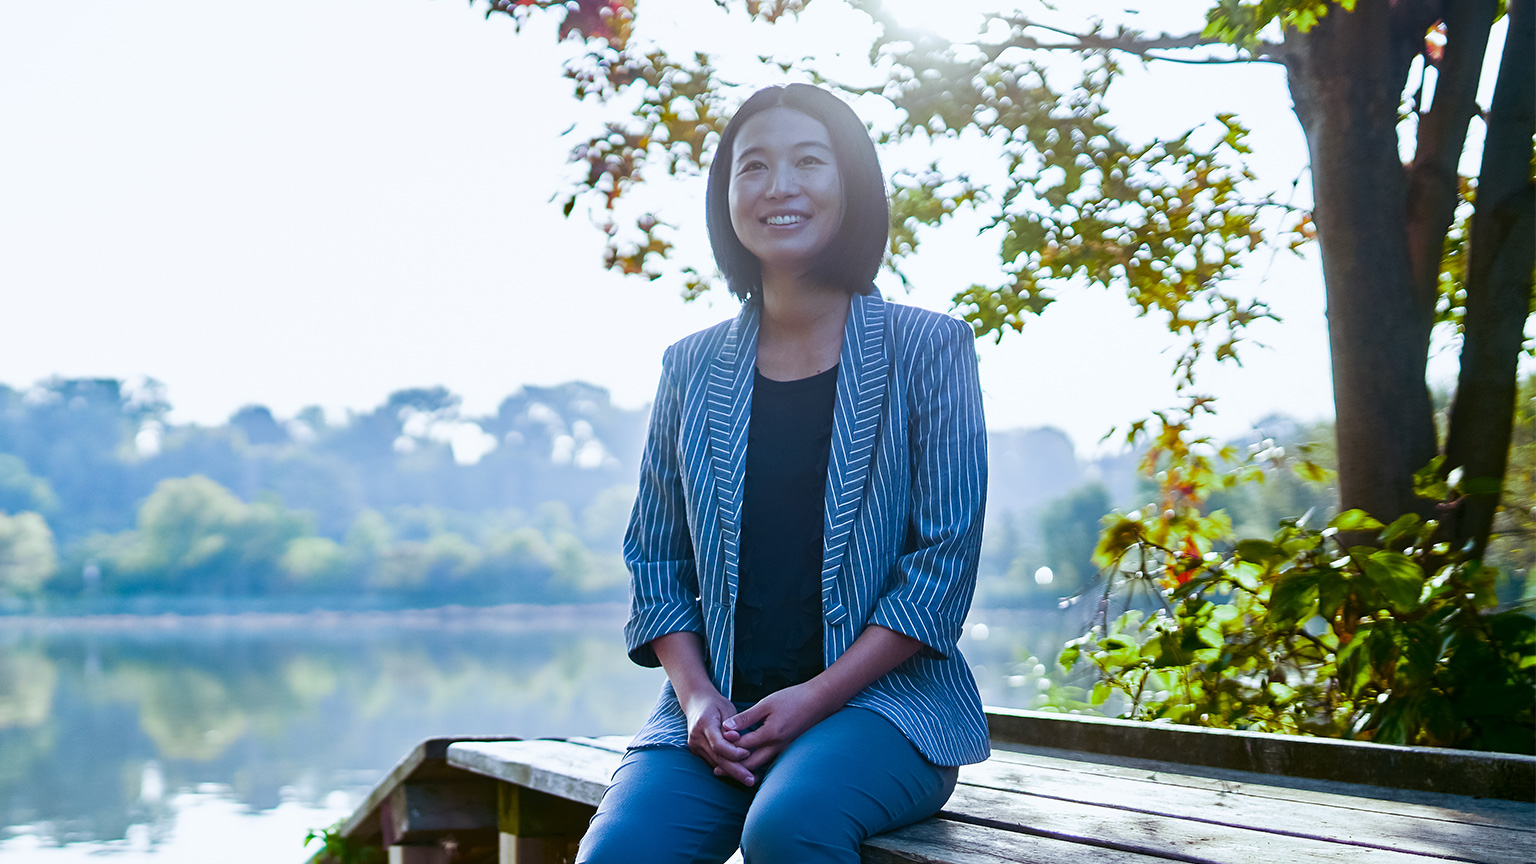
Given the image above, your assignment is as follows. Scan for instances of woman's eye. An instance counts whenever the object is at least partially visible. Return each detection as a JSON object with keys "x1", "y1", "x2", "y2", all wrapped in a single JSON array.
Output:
[
  {"x1": 737, "y1": 160, "x2": 766, "y2": 173},
  {"x1": 798, "y1": 156, "x2": 826, "y2": 167}
]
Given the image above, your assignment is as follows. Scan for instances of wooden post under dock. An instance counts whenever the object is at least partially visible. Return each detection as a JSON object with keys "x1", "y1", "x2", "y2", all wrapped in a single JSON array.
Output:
[{"x1": 311, "y1": 708, "x2": 1536, "y2": 864}]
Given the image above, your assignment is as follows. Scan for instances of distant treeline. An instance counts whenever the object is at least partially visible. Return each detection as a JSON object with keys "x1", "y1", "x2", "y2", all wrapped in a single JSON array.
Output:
[
  {"x1": 0, "y1": 377, "x2": 1343, "y2": 611},
  {"x1": 0, "y1": 380, "x2": 644, "y2": 608}
]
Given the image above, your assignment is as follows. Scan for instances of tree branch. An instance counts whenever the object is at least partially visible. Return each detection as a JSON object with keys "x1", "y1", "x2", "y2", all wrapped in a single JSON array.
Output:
[
  {"x1": 1444, "y1": 0, "x2": 1536, "y2": 558},
  {"x1": 997, "y1": 17, "x2": 1285, "y2": 63},
  {"x1": 1404, "y1": 0, "x2": 1496, "y2": 320},
  {"x1": 1139, "y1": 52, "x2": 1284, "y2": 65}
]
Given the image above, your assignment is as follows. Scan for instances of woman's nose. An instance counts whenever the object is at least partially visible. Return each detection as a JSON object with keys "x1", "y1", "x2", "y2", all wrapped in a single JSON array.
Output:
[{"x1": 765, "y1": 165, "x2": 799, "y2": 198}]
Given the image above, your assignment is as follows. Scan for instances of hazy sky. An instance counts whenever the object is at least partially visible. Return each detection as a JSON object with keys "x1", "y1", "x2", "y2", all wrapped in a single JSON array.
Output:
[{"x1": 0, "y1": 0, "x2": 1496, "y2": 453}]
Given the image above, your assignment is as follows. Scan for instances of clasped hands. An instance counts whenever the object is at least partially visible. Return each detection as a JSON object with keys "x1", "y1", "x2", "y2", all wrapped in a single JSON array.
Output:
[{"x1": 681, "y1": 680, "x2": 835, "y2": 787}]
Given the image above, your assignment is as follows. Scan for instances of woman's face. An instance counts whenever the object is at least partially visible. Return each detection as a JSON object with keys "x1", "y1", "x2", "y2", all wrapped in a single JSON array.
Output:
[{"x1": 727, "y1": 106, "x2": 843, "y2": 282}]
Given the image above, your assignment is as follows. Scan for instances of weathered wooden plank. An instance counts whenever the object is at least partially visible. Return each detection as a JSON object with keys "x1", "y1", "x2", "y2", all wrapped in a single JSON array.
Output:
[
  {"x1": 864, "y1": 818, "x2": 1175, "y2": 864},
  {"x1": 495, "y1": 783, "x2": 596, "y2": 864},
  {"x1": 988, "y1": 709, "x2": 1536, "y2": 802},
  {"x1": 444, "y1": 735, "x2": 1536, "y2": 864},
  {"x1": 319, "y1": 736, "x2": 519, "y2": 853},
  {"x1": 961, "y1": 755, "x2": 1533, "y2": 864},
  {"x1": 499, "y1": 834, "x2": 581, "y2": 864},
  {"x1": 989, "y1": 745, "x2": 1535, "y2": 828},
  {"x1": 498, "y1": 783, "x2": 595, "y2": 837},
  {"x1": 381, "y1": 780, "x2": 498, "y2": 845},
  {"x1": 387, "y1": 846, "x2": 452, "y2": 864},
  {"x1": 448, "y1": 740, "x2": 620, "y2": 807},
  {"x1": 941, "y1": 783, "x2": 1471, "y2": 864},
  {"x1": 574, "y1": 723, "x2": 1532, "y2": 820},
  {"x1": 454, "y1": 742, "x2": 1180, "y2": 863}
]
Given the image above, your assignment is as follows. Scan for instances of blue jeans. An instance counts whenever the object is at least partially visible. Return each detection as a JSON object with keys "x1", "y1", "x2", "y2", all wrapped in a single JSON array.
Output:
[{"x1": 575, "y1": 706, "x2": 958, "y2": 864}]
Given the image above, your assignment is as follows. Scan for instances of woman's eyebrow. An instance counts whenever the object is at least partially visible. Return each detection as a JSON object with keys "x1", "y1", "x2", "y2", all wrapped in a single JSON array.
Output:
[{"x1": 735, "y1": 140, "x2": 834, "y2": 162}]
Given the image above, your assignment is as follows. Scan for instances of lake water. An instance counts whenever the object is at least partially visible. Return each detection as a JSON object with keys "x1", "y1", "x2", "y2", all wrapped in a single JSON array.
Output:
[{"x1": 0, "y1": 605, "x2": 1088, "y2": 862}]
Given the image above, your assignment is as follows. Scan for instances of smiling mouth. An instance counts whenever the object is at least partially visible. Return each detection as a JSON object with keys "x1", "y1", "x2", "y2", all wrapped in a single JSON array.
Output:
[{"x1": 763, "y1": 214, "x2": 808, "y2": 225}]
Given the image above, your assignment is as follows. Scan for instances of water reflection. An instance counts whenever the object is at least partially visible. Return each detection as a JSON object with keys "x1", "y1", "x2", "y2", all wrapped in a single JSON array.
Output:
[
  {"x1": 0, "y1": 605, "x2": 1077, "y2": 854},
  {"x1": 0, "y1": 607, "x2": 664, "y2": 846}
]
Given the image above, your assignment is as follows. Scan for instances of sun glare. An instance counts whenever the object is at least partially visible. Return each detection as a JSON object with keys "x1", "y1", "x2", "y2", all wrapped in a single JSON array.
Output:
[{"x1": 877, "y1": 0, "x2": 994, "y2": 42}]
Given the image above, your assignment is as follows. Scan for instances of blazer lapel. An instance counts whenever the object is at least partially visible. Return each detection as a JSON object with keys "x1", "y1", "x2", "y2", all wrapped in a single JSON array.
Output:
[
  {"x1": 820, "y1": 290, "x2": 888, "y2": 625},
  {"x1": 705, "y1": 303, "x2": 759, "y2": 606}
]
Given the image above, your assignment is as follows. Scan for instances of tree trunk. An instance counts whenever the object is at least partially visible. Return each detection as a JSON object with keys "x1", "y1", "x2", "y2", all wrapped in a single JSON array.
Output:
[
  {"x1": 1444, "y1": 0, "x2": 1536, "y2": 558},
  {"x1": 1405, "y1": 0, "x2": 1497, "y2": 308},
  {"x1": 1283, "y1": 0, "x2": 1441, "y2": 523}
]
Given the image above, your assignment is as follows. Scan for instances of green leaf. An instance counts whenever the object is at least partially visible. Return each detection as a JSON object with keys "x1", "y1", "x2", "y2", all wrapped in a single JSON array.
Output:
[
  {"x1": 1234, "y1": 538, "x2": 1281, "y2": 564},
  {"x1": 1094, "y1": 517, "x2": 1145, "y2": 566},
  {"x1": 1111, "y1": 610, "x2": 1145, "y2": 633},
  {"x1": 1293, "y1": 459, "x2": 1335, "y2": 484},
  {"x1": 1420, "y1": 690, "x2": 1459, "y2": 744},
  {"x1": 1413, "y1": 456, "x2": 1448, "y2": 500},
  {"x1": 1058, "y1": 643, "x2": 1081, "y2": 671},
  {"x1": 1336, "y1": 626, "x2": 1375, "y2": 696},
  {"x1": 1267, "y1": 570, "x2": 1321, "y2": 628},
  {"x1": 1329, "y1": 510, "x2": 1384, "y2": 532},
  {"x1": 1198, "y1": 626, "x2": 1224, "y2": 649},
  {"x1": 1317, "y1": 571, "x2": 1351, "y2": 620},
  {"x1": 1488, "y1": 610, "x2": 1536, "y2": 650},
  {"x1": 1230, "y1": 561, "x2": 1263, "y2": 592},
  {"x1": 1090, "y1": 681, "x2": 1111, "y2": 706},
  {"x1": 1371, "y1": 699, "x2": 1411, "y2": 746},
  {"x1": 1363, "y1": 551, "x2": 1425, "y2": 612},
  {"x1": 1098, "y1": 636, "x2": 1135, "y2": 652},
  {"x1": 1375, "y1": 615, "x2": 1403, "y2": 651},
  {"x1": 1163, "y1": 703, "x2": 1196, "y2": 723},
  {"x1": 1209, "y1": 603, "x2": 1242, "y2": 624},
  {"x1": 1180, "y1": 625, "x2": 1215, "y2": 653},
  {"x1": 1148, "y1": 631, "x2": 1191, "y2": 668},
  {"x1": 1379, "y1": 513, "x2": 1420, "y2": 545},
  {"x1": 1464, "y1": 561, "x2": 1499, "y2": 608},
  {"x1": 1397, "y1": 622, "x2": 1441, "y2": 688}
]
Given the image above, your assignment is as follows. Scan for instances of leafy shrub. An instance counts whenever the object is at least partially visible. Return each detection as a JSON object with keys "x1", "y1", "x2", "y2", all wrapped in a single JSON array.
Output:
[
  {"x1": 304, "y1": 823, "x2": 382, "y2": 864},
  {"x1": 1058, "y1": 505, "x2": 1535, "y2": 753},
  {"x1": 1049, "y1": 395, "x2": 1534, "y2": 754}
]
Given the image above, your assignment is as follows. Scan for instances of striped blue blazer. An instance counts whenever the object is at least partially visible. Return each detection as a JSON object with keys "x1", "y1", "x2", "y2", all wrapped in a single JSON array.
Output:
[{"x1": 622, "y1": 289, "x2": 991, "y2": 767}]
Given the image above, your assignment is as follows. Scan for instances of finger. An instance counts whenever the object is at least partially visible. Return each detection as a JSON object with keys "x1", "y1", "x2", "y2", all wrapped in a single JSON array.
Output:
[
  {"x1": 734, "y1": 722, "x2": 776, "y2": 751},
  {"x1": 731, "y1": 764, "x2": 757, "y2": 786},
  {"x1": 689, "y1": 743, "x2": 719, "y2": 772},
  {"x1": 743, "y1": 744, "x2": 780, "y2": 773},
  {"x1": 706, "y1": 720, "x2": 748, "y2": 756},
  {"x1": 700, "y1": 731, "x2": 740, "y2": 765},
  {"x1": 690, "y1": 731, "x2": 729, "y2": 767},
  {"x1": 713, "y1": 741, "x2": 750, "y2": 763},
  {"x1": 723, "y1": 702, "x2": 768, "y2": 733},
  {"x1": 703, "y1": 723, "x2": 750, "y2": 762},
  {"x1": 697, "y1": 702, "x2": 742, "y2": 749},
  {"x1": 713, "y1": 753, "x2": 755, "y2": 786}
]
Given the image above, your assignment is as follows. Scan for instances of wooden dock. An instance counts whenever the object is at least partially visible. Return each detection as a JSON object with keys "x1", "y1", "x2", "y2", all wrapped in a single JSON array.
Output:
[{"x1": 312, "y1": 709, "x2": 1536, "y2": 864}]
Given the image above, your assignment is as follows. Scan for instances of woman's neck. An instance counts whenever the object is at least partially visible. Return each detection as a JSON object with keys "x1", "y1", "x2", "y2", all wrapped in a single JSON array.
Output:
[{"x1": 756, "y1": 274, "x2": 849, "y2": 381}]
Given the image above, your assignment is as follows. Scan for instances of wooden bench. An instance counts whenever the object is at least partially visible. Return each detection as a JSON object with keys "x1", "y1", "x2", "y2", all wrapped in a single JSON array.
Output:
[{"x1": 314, "y1": 709, "x2": 1536, "y2": 864}]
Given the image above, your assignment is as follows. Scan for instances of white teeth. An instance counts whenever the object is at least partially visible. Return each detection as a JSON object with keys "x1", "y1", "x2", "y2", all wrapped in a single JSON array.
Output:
[{"x1": 765, "y1": 214, "x2": 806, "y2": 225}]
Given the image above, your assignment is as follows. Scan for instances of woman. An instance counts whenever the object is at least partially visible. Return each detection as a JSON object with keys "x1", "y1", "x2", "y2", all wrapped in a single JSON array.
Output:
[{"x1": 578, "y1": 83, "x2": 989, "y2": 864}]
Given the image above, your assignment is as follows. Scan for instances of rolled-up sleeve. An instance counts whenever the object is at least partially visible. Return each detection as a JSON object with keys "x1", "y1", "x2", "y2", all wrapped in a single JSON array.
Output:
[
  {"x1": 623, "y1": 345, "x2": 704, "y2": 667},
  {"x1": 871, "y1": 316, "x2": 987, "y2": 659}
]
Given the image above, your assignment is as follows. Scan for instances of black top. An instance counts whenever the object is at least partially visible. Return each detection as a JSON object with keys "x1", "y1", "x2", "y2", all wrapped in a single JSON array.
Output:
[{"x1": 732, "y1": 364, "x2": 838, "y2": 704}]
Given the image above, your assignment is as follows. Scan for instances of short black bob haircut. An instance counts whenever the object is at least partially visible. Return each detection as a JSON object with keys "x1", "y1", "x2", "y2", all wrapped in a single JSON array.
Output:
[{"x1": 705, "y1": 84, "x2": 889, "y2": 303}]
